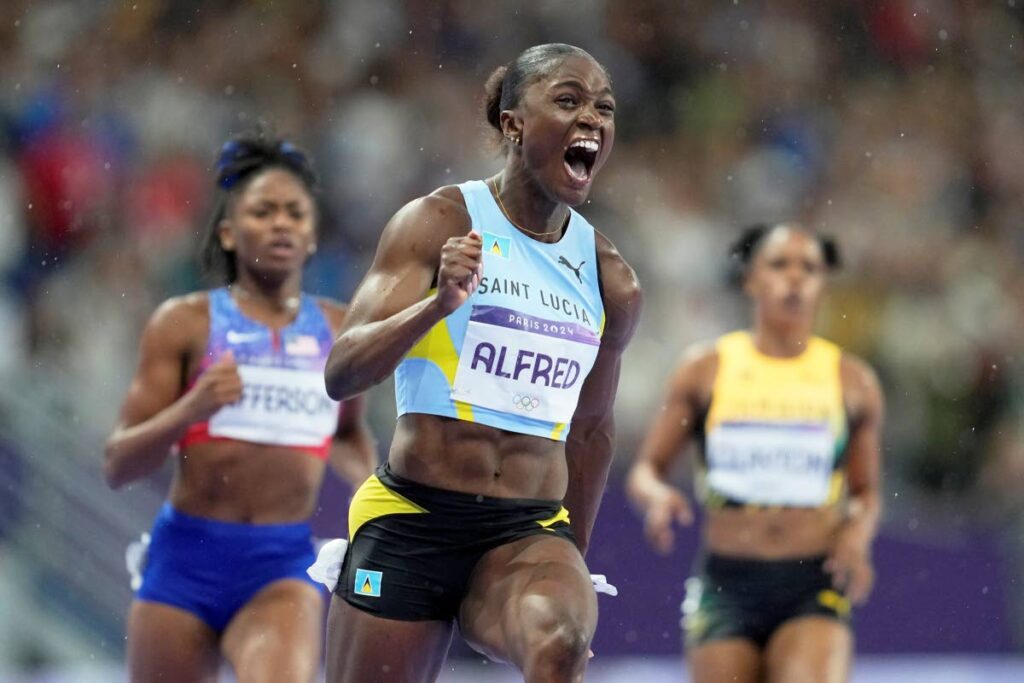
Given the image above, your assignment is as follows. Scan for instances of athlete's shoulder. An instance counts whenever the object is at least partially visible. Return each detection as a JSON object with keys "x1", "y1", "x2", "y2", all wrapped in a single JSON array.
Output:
[
  {"x1": 651, "y1": 340, "x2": 717, "y2": 407},
  {"x1": 839, "y1": 351, "x2": 881, "y2": 393},
  {"x1": 143, "y1": 292, "x2": 209, "y2": 347},
  {"x1": 375, "y1": 185, "x2": 472, "y2": 266},
  {"x1": 393, "y1": 184, "x2": 470, "y2": 233},
  {"x1": 680, "y1": 339, "x2": 719, "y2": 369},
  {"x1": 151, "y1": 291, "x2": 208, "y2": 325},
  {"x1": 423, "y1": 184, "x2": 471, "y2": 218},
  {"x1": 593, "y1": 230, "x2": 642, "y2": 347},
  {"x1": 427, "y1": 183, "x2": 471, "y2": 208},
  {"x1": 839, "y1": 351, "x2": 884, "y2": 422},
  {"x1": 593, "y1": 230, "x2": 637, "y2": 285},
  {"x1": 672, "y1": 339, "x2": 719, "y2": 397}
]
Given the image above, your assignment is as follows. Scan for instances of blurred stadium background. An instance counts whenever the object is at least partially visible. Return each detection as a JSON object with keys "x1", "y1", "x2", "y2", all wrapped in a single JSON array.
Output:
[{"x1": 0, "y1": 1, "x2": 1022, "y2": 681}]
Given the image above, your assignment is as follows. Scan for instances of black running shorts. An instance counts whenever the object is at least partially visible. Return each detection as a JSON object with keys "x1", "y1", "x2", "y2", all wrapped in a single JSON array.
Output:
[
  {"x1": 336, "y1": 464, "x2": 576, "y2": 621},
  {"x1": 683, "y1": 554, "x2": 851, "y2": 648}
]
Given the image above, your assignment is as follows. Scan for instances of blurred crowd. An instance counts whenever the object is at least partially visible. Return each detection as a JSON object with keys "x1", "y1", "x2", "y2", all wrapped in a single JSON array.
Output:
[{"x1": 0, "y1": 0, "x2": 1022, "y2": 528}]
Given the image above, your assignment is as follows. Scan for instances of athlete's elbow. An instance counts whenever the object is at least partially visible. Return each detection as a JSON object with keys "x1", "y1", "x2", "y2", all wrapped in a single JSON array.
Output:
[
  {"x1": 103, "y1": 431, "x2": 139, "y2": 489},
  {"x1": 324, "y1": 375, "x2": 345, "y2": 401},
  {"x1": 325, "y1": 353, "x2": 391, "y2": 400},
  {"x1": 324, "y1": 353, "x2": 354, "y2": 400},
  {"x1": 570, "y1": 416, "x2": 615, "y2": 453},
  {"x1": 325, "y1": 340, "x2": 366, "y2": 400},
  {"x1": 105, "y1": 470, "x2": 128, "y2": 490},
  {"x1": 325, "y1": 365, "x2": 366, "y2": 402},
  {"x1": 102, "y1": 445, "x2": 128, "y2": 490}
]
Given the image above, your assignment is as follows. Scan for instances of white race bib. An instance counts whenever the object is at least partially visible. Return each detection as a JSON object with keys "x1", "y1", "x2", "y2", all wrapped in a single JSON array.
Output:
[
  {"x1": 208, "y1": 364, "x2": 339, "y2": 447},
  {"x1": 706, "y1": 422, "x2": 835, "y2": 506},
  {"x1": 451, "y1": 306, "x2": 600, "y2": 424}
]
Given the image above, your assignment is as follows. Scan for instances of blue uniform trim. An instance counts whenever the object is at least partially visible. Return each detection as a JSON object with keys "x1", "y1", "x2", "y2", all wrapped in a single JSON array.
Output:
[{"x1": 206, "y1": 287, "x2": 334, "y2": 371}]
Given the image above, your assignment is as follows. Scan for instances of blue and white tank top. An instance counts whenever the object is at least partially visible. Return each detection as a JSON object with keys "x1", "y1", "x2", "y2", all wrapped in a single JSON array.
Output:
[{"x1": 394, "y1": 179, "x2": 605, "y2": 441}]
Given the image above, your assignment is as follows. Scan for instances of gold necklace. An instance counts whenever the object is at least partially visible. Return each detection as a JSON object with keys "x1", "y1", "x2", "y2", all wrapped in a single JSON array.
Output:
[{"x1": 489, "y1": 178, "x2": 566, "y2": 238}]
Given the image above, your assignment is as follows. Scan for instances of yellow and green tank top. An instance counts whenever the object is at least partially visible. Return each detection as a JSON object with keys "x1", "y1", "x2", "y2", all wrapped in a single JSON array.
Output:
[{"x1": 697, "y1": 331, "x2": 848, "y2": 508}]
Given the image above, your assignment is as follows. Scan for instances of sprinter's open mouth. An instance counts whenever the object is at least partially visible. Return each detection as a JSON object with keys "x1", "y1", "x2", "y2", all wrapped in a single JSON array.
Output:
[{"x1": 564, "y1": 139, "x2": 599, "y2": 182}]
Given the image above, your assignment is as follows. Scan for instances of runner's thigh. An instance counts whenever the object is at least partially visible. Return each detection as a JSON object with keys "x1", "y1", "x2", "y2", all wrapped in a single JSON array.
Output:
[
  {"x1": 127, "y1": 600, "x2": 220, "y2": 683},
  {"x1": 459, "y1": 534, "x2": 596, "y2": 668},
  {"x1": 764, "y1": 615, "x2": 851, "y2": 683},
  {"x1": 325, "y1": 594, "x2": 454, "y2": 683},
  {"x1": 221, "y1": 579, "x2": 323, "y2": 683}
]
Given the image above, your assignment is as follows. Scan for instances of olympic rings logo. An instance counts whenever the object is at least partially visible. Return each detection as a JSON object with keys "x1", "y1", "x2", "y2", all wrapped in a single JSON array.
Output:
[{"x1": 513, "y1": 394, "x2": 541, "y2": 412}]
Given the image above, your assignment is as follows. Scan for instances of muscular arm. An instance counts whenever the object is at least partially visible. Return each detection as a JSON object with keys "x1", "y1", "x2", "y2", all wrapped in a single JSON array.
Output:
[
  {"x1": 625, "y1": 345, "x2": 715, "y2": 553},
  {"x1": 626, "y1": 346, "x2": 714, "y2": 508},
  {"x1": 319, "y1": 300, "x2": 379, "y2": 487},
  {"x1": 828, "y1": 354, "x2": 885, "y2": 603},
  {"x1": 840, "y1": 356, "x2": 885, "y2": 547},
  {"x1": 324, "y1": 189, "x2": 475, "y2": 401},
  {"x1": 563, "y1": 234, "x2": 642, "y2": 556},
  {"x1": 103, "y1": 296, "x2": 216, "y2": 489}
]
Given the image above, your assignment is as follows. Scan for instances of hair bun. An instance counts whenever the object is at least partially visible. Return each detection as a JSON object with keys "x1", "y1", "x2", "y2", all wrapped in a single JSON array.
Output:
[{"x1": 484, "y1": 65, "x2": 509, "y2": 133}]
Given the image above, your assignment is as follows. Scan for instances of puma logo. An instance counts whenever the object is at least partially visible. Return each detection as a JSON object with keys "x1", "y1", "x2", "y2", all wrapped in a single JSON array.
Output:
[{"x1": 558, "y1": 256, "x2": 585, "y2": 284}]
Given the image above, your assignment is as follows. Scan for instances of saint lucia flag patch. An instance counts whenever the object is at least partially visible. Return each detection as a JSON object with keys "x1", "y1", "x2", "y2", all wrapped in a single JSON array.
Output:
[
  {"x1": 482, "y1": 232, "x2": 510, "y2": 259},
  {"x1": 354, "y1": 568, "x2": 383, "y2": 597}
]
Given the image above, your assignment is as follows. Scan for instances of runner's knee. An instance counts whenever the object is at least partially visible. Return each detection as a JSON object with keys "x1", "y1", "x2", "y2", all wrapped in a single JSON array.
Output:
[{"x1": 515, "y1": 593, "x2": 592, "y2": 677}]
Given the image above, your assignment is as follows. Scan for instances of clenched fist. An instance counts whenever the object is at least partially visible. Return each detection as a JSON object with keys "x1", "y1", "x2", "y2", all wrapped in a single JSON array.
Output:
[
  {"x1": 436, "y1": 230, "x2": 484, "y2": 315},
  {"x1": 183, "y1": 350, "x2": 244, "y2": 422}
]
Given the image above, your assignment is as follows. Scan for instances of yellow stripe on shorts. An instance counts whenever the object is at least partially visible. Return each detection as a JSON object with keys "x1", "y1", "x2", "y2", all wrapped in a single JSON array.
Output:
[
  {"x1": 817, "y1": 589, "x2": 851, "y2": 617},
  {"x1": 537, "y1": 506, "x2": 571, "y2": 528},
  {"x1": 348, "y1": 475, "x2": 428, "y2": 540}
]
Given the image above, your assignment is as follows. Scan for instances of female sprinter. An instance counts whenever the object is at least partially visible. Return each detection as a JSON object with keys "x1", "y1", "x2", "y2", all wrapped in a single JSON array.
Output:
[
  {"x1": 627, "y1": 223, "x2": 885, "y2": 683},
  {"x1": 320, "y1": 44, "x2": 642, "y2": 683},
  {"x1": 104, "y1": 135, "x2": 376, "y2": 683}
]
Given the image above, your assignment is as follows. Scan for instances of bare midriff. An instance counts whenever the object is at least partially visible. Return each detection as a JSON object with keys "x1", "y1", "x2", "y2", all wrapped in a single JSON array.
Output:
[
  {"x1": 387, "y1": 414, "x2": 567, "y2": 500},
  {"x1": 169, "y1": 442, "x2": 325, "y2": 524},
  {"x1": 704, "y1": 505, "x2": 843, "y2": 559}
]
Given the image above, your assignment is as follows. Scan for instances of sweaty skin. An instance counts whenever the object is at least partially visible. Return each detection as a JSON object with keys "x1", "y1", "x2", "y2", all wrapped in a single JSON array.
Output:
[
  {"x1": 324, "y1": 55, "x2": 637, "y2": 551},
  {"x1": 324, "y1": 52, "x2": 642, "y2": 683}
]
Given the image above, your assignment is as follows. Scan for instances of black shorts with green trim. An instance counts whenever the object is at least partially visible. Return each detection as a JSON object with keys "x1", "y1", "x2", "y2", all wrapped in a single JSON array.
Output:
[
  {"x1": 682, "y1": 554, "x2": 851, "y2": 649},
  {"x1": 336, "y1": 463, "x2": 575, "y2": 621}
]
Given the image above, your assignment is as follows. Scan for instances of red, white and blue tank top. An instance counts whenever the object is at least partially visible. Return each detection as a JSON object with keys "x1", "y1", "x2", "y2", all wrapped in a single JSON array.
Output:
[{"x1": 178, "y1": 287, "x2": 340, "y2": 459}]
